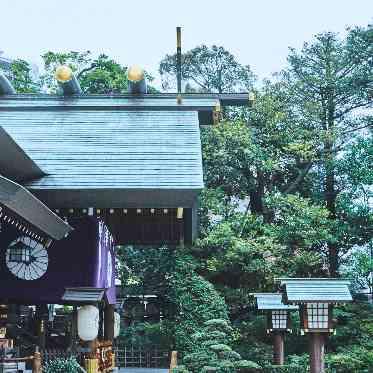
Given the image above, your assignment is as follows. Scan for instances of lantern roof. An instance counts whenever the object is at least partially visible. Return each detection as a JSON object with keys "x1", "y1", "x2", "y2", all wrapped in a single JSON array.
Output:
[
  {"x1": 276, "y1": 278, "x2": 353, "y2": 304},
  {"x1": 62, "y1": 287, "x2": 106, "y2": 304},
  {"x1": 251, "y1": 293, "x2": 298, "y2": 311}
]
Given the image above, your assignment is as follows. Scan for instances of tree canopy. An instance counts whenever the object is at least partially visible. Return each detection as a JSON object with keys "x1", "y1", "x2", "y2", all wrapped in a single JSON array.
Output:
[{"x1": 159, "y1": 45, "x2": 255, "y2": 93}]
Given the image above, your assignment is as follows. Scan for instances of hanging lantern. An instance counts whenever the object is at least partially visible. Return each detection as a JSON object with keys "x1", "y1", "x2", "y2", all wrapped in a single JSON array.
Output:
[
  {"x1": 277, "y1": 278, "x2": 353, "y2": 373},
  {"x1": 251, "y1": 293, "x2": 297, "y2": 333},
  {"x1": 78, "y1": 305, "x2": 99, "y2": 341},
  {"x1": 277, "y1": 278, "x2": 352, "y2": 334},
  {"x1": 251, "y1": 293, "x2": 298, "y2": 366},
  {"x1": 114, "y1": 312, "x2": 121, "y2": 338}
]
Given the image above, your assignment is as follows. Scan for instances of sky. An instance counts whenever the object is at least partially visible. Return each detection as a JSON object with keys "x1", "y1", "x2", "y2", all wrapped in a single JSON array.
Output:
[{"x1": 1, "y1": 0, "x2": 372, "y2": 87}]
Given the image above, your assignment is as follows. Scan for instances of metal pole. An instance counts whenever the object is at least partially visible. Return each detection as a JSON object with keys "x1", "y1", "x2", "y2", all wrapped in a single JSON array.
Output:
[
  {"x1": 273, "y1": 332, "x2": 285, "y2": 365},
  {"x1": 176, "y1": 27, "x2": 182, "y2": 98},
  {"x1": 309, "y1": 333, "x2": 325, "y2": 373}
]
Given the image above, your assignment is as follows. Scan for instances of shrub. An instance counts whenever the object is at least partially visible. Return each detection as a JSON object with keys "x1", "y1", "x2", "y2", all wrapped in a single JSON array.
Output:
[
  {"x1": 209, "y1": 344, "x2": 232, "y2": 353},
  {"x1": 220, "y1": 350, "x2": 242, "y2": 361},
  {"x1": 181, "y1": 318, "x2": 260, "y2": 372},
  {"x1": 43, "y1": 357, "x2": 81, "y2": 373},
  {"x1": 169, "y1": 256, "x2": 229, "y2": 354},
  {"x1": 326, "y1": 346, "x2": 373, "y2": 373},
  {"x1": 235, "y1": 360, "x2": 262, "y2": 372},
  {"x1": 172, "y1": 366, "x2": 191, "y2": 373}
]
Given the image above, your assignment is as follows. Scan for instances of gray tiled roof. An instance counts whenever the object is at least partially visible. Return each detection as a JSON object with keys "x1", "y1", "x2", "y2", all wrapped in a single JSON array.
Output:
[
  {"x1": 0, "y1": 109, "x2": 203, "y2": 207},
  {"x1": 277, "y1": 278, "x2": 353, "y2": 304},
  {"x1": 251, "y1": 293, "x2": 298, "y2": 310}
]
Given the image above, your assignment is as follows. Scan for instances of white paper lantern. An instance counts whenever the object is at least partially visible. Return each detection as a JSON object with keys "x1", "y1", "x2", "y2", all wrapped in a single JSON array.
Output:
[
  {"x1": 114, "y1": 312, "x2": 121, "y2": 338},
  {"x1": 78, "y1": 305, "x2": 99, "y2": 341}
]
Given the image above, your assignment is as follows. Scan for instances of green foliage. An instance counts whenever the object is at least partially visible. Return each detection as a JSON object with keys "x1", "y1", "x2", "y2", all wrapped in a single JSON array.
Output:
[
  {"x1": 119, "y1": 321, "x2": 174, "y2": 348},
  {"x1": 261, "y1": 354, "x2": 308, "y2": 372},
  {"x1": 8, "y1": 59, "x2": 40, "y2": 93},
  {"x1": 179, "y1": 318, "x2": 259, "y2": 373},
  {"x1": 79, "y1": 54, "x2": 129, "y2": 94},
  {"x1": 117, "y1": 245, "x2": 175, "y2": 296},
  {"x1": 326, "y1": 347, "x2": 373, "y2": 373},
  {"x1": 113, "y1": 22, "x2": 373, "y2": 373},
  {"x1": 342, "y1": 245, "x2": 372, "y2": 293},
  {"x1": 281, "y1": 26, "x2": 373, "y2": 275},
  {"x1": 40, "y1": 50, "x2": 156, "y2": 94},
  {"x1": 160, "y1": 45, "x2": 255, "y2": 93},
  {"x1": 43, "y1": 357, "x2": 81, "y2": 373},
  {"x1": 41, "y1": 50, "x2": 92, "y2": 92},
  {"x1": 169, "y1": 256, "x2": 229, "y2": 353}
]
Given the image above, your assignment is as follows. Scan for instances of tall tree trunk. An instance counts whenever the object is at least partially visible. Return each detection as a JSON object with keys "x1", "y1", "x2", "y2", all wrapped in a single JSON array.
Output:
[
  {"x1": 324, "y1": 77, "x2": 339, "y2": 276},
  {"x1": 249, "y1": 170, "x2": 265, "y2": 216},
  {"x1": 325, "y1": 149, "x2": 338, "y2": 276}
]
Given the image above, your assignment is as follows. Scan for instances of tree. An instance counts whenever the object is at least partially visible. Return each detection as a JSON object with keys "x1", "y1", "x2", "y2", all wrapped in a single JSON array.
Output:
[
  {"x1": 159, "y1": 45, "x2": 255, "y2": 93},
  {"x1": 178, "y1": 319, "x2": 260, "y2": 373},
  {"x1": 7, "y1": 59, "x2": 40, "y2": 93},
  {"x1": 41, "y1": 50, "x2": 92, "y2": 92},
  {"x1": 41, "y1": 51, "x2": 157, "y2": 94},
  {"x1": 280, "y1": 25, "x2": 373, "y2": 275}
]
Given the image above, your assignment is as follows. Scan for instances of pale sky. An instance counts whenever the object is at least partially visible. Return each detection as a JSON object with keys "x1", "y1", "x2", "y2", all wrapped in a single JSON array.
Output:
[{"x1": 1, "y1": 0, "x2": 372, "y2": 87}]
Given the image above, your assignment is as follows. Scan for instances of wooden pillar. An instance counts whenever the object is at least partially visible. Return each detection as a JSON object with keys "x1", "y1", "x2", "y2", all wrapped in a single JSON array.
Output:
[
  {"x1": 38, "y1": 320, "x2": 46, "y2": 350},
  {"x1": 36, "y1": 305, "x2": 47, "y2": 350},
  {"x1": 98, "y1": 304, "x2": 104, "y2": 341},
  {"x1": 32, "y1": 347, "x2": 42, "y2": 373},
  {"x1": 69, "y1": 306, "x2": 78, "y2": 352},
  {"x1": 273, "y1": 332, "x2": 285, "y2": 365},
  {"x1": 104, "y1": 304, "x2": 115, "y2": 341},
  {"x1": 169, "y1": 351, "x2": 178, "y2": 373},
  {"x1": 309, "y1": 333, "x2": 325, "y2": 373}
]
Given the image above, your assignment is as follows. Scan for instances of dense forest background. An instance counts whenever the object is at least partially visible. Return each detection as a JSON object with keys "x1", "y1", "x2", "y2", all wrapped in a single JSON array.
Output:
[{"x1": 5, "y1": 23, "x2": 372, "y2": 372}]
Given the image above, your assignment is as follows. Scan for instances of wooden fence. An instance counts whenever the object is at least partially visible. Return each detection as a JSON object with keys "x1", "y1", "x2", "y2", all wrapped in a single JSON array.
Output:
[
  {"x1": 0, "y1": 349, "x2": 42, "y2": 373},
  {"x1": 115, "y1": 345, "x2": 170, "y2": 368}
]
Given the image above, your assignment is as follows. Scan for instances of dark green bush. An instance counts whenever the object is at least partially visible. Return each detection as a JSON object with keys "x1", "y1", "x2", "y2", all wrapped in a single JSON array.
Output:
[
  {"x1": 43, "y1": 357, "x2": 81, "y2": 373},
  {"x1": 235, "y1": 359, "x2": 262, "y2": 372},
  {"x1": 181, "y1": 318, "x2": 259, "y2": 372}
]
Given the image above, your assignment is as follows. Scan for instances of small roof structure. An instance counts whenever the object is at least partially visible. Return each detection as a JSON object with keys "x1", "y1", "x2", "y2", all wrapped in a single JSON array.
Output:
[
  {"x1": 251, "y1": 293, "x2": 298, "y2": 310},
  {"x1": 276, "y1": 278, "x2": 353, "y2": 304},
  {"x1": 0, "y1": 175, "x2": 73, "y2": 240},
  {"x1": 62, "y1": 287, "x2": 106, "y2": 304}
]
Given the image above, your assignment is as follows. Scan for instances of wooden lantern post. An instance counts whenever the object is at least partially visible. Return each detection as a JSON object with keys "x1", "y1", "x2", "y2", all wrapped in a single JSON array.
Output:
[
  {"x1": 277, "y1": 278, "x2": 353, "y2": 373},
  {"x1": 273, "y1": 332, "x2": 285, "y2": 365},
  {"x1": 251, "y1": 293, "x2": 298, "y2": 365},
  {"x1": 104, "y1": 304, "x2": 115, "y2": 341},
  {"x1": 309, "y1": 333, "x2": 325, "y2": 373}
]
